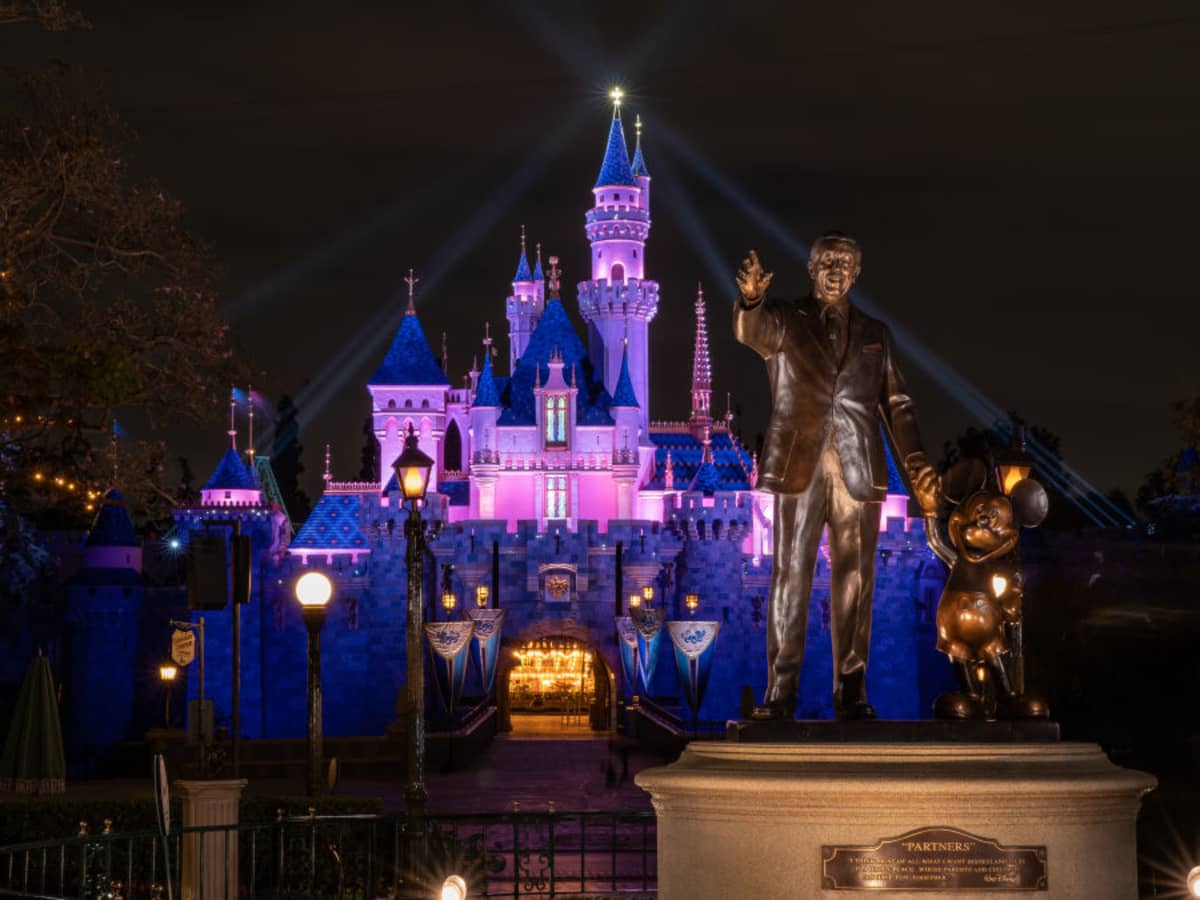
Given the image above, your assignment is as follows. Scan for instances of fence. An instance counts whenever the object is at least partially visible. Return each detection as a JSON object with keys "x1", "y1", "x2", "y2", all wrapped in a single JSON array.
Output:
[{"x1": 0, "y1": 809, "x2": 657, "y2": 899}]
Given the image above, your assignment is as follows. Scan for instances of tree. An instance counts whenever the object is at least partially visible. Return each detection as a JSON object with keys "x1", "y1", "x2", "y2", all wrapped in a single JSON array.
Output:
[
  {"x1": 936, "y1": 413, "x2": 1100, "y2": 530},
  {"x1": 0, "y1": 63, "x2": 239, "y2": 525},
  {"x1": 358, "y1": 415, "x2": 379, "y2": 483},
  {"x1": 271, "y1": 396, "x2": 311, "y2": 524}
]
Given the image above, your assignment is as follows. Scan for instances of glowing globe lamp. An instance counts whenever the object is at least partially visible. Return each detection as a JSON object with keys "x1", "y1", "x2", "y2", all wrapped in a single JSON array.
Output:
[
  {"x1": 1187, "y1": 866, "x2": 1200, "y2": 898},
  {"x1": 441, "y1": 875, "x2": 468, "y2": 900},
  {"x1": 295, "y1": 571, "x2": 333, "y2": 608}
]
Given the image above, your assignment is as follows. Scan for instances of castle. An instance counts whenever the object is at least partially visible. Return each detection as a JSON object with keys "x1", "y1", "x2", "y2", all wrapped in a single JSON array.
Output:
[{"x1": 59, "y1": 101, "x2": 950, "y2": 762}]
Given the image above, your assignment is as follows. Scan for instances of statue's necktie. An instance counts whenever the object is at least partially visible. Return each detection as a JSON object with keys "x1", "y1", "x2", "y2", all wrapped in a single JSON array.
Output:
[{"x1": 821, "y1": 304, "x2": 848, "y2": 368}]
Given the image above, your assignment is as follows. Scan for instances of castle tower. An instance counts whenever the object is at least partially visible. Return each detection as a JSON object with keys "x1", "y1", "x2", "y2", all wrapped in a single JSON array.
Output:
[
  {"x1": 577, "y1": 93, "x2": 659, "y2": 437},
  {"x1": 506, "y1": 227, "x2": 544, "y2": 372},
  {"x1": 611, "y1": 341, "x2": 641, "y2": 518},
  {"x1": 689, "y1": 283, "x2": 713, "y2": 441},
  {"x1": 65, "y1": 489, "x2": 143, "y2": 769},
  {"x1": 469, "y1": 351, "x2": 501, "y2": 518},
  {"x1": 366, "y1": 269, "x2": 450, "y2": 489}
]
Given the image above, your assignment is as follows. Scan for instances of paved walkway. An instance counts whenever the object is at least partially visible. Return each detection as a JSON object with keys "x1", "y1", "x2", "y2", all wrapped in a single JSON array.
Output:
[{"x1": 10, "y1": 730, "x2": 672, "y2": 817}]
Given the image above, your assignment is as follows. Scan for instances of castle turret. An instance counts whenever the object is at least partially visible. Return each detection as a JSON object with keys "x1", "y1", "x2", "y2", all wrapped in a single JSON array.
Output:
[
  {"x1": 577, "y1": 94, "x2": 659, "y2": 437},
  {"x1": 506, "y1": 227, "x2": 543, "y2": 372},
  {"x1": 689, "y1": 283, "x2": 713, "y2": 441},
  {"x1": 611, "y1": 342, "x2": 641, "y2": 518},
  {"x1": 367, "y1": 269, "x2": 450, "y2": 489}
]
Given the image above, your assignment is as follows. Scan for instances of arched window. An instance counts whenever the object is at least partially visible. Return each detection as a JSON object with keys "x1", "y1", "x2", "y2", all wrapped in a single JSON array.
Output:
[
  {"x1": 404, "y1": 399, "x2": 413, "y2": 408},
  {"x1": 610, "y1": 263, "x2": 625, "y2": 283},
  {"x1": 546, "y1": 475, "x2": 568, "y2": 519},
  {"x1": 444, "y1": 420, "x2": 463, "y2": 471},
  {"x1": 387, "y1": 399, "x2": 396, "y2": 409},
  {"x1": 421, "y1": 399, "x2": 429, "y2": 409},
  {"x1": 544, "y1": 395, "x2": 567, "y2": 447}
]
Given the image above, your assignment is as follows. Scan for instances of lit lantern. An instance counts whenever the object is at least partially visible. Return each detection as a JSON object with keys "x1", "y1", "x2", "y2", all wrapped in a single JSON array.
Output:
[
  {"x1": 393, "y1": 423, "x2": 434, "y2": 503},
  {"x1": 642, "y1": 585, "x2": 654, "y2": 604},
  {"x1": 685, "y1": 593, "x2": 700, "y2": 615},
  {"x1": 475, "y1": 585, "x2": 490, "y2": 608},
  {"x1": 159, "y1": 664, "x2": 178, "y2": 683},
  {"x1": 628, "y1": 592, "x2": 642, "y2": 610},
  {"x1": 995, "y1": 427, "x2": 1033, "y2": 496},
  {"x1": 442, "y1": 589, "x2": 457, "y2": 613}
]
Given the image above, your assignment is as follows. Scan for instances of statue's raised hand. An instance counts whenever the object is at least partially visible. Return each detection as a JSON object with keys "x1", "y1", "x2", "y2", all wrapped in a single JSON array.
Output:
[{"x1": 736, "y1": 250, "x2": 773, "y2": 304}]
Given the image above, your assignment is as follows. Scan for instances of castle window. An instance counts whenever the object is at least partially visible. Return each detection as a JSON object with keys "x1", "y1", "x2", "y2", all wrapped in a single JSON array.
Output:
[
  {"x1": 546, "y1": 475, "x2": 568, "y2": 519},
  {"x1": 388, "y1": 399, "x2": 396, "y2": 409},
  {"x1": 611, "y1": 263, "x2": 625, "y2": 283},
  {"x1": 421, "y1": 399, "x2": 429, "y2": 409},
  {"x1": 544, "y1": 395, "x2": 567, "y2": 447},
  {"x1": 405, "y1": 399, "x2": 412, "y2": 408}
]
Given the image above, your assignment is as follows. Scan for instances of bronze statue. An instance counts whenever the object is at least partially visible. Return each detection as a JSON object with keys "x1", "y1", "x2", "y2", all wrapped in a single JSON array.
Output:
[
  {"x1": 734, "y1": 235, "x2": 941, "y2": 720},
  {"x1": 925, "y1": 460, "x2": 1050, "y2": 719}
]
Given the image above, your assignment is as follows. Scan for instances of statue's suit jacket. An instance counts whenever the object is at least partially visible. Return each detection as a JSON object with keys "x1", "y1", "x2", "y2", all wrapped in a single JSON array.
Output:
[{"x1": 733, "y1": 294, "x2": 925, "y2": 500}]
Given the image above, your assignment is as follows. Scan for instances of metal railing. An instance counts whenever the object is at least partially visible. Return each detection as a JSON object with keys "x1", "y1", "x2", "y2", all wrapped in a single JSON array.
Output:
[{"x1": 0, "y1": 809, "x2": 657, "y2": 899}]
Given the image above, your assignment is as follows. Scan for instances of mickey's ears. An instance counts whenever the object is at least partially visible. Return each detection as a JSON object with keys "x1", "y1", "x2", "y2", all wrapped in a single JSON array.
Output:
[{"x1": 1011, "y1": 478, "x2": 1049, "y2": 528}]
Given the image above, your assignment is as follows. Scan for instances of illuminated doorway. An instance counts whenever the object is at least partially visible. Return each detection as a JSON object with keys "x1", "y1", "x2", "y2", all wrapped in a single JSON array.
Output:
[{"x1": 503, "y1": 638, "x2": 611, "y2": 735}]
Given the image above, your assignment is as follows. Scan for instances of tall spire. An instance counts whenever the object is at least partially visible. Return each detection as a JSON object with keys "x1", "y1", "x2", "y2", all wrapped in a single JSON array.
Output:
[
  {"x1": 110, "y1": 418, "x2": 119, "y2": 486},
  {"x1": 323, "y1": 443, "x2": 331, "y2": 488},
  {"x1": 532, "y1": 241, "x2": 544, "y2": 281},
  {"x1": 247, "y1": 384, "x2": 255, "y2": 459},
  {"x1": 595, "y1": 90, "x2": 636, "y2": 188},
  {"x1": 228, "y1": 386, "x2": 237, "y2": 450},
  {"x1": 547, "y1": 255, "x2": 561, "y2": 300},
  {"x1": 514, "y1": 226, "x2": 532, "y2": 282},
  {"x1": 631, "y1": 113, "x2": 650, "y2": 177},
  {"x1": 404, "y1": 268, "x2": 419, "y2": 316},
  {"x1": 441, "y1": 332, "x2": 448, "y2": 372},
  {"x1": 690, "y1": 283, "x2": 712, "y2": 436},
  {"x1": 473, "y1": 350, "x2": 501, "y2": 408}
]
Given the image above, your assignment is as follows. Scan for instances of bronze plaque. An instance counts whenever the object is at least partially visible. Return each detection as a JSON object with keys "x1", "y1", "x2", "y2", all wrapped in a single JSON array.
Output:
[{"x1": 822, "y1": 827, "x2": 1047, "y2": 891}]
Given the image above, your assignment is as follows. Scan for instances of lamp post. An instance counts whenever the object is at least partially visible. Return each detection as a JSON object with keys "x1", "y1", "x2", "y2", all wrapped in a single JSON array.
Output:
[
  {"x1": 158, "y1": 664, "x2": 178, "y2": 727},
  {"x1": 295, "y1": 570, "x2": 332, "y2": 797},
  {"x1": 628, "y1": 593, "x2": 642, "y2": 705},
  {"x1": 393, "y1": 423, "x2": 434, "y2": 864}
]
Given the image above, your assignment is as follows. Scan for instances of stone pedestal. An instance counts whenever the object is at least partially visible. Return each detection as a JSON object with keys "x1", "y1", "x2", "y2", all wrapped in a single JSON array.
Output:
[
  {"x1": 175, "y1": 778, "x2": 247, "y2": 900},
  {"x1": 636, "y1": 738, "x2": 1154, "y2": 899}
]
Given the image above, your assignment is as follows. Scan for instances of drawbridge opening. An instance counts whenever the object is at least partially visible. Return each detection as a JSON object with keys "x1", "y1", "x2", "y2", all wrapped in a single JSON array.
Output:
[{"x1": 502, "y1": 638, "x2": 612, "y2": 736}]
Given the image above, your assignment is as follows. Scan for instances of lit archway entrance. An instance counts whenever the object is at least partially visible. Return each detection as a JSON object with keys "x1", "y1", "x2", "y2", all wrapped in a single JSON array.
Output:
[{"x1": 501, "y1": 638, "x2": 611, "y2": 736}]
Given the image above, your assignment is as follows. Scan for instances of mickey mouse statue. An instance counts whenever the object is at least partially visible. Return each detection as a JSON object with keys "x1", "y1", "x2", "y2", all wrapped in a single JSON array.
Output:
[{"x1": 921, "y1": 454, "x2": 1050, "y2": 720}]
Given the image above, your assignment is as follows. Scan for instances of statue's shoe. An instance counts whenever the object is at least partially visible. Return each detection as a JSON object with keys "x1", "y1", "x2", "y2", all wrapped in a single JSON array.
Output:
[
  {"x1": 835, "y1": 700, "x2": 877, "y2": 721},
  {"x1": 750, "y1": 701, "x2": 794, "y2": 721},
  {"x1": 996, "y1": 693, "x2": 1050, "y2": 720},
  {"x1": 933, "y1": 691, "x2": 986, "y2": 720}
]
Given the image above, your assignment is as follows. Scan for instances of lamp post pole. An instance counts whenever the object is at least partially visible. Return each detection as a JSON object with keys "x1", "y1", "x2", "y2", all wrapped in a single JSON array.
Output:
[
  {"x1": 404, "y1": 500, "x2": 427, "y2": 843},
  {"x1": 301, "y1": 604, "x2": 327, "y2": 797},
  {"x1": 295, "y1": 571, "x2": 332, "y2": 798},
  {"x1": 392, "y1": 419, "x2": 435, "y2": 877}
]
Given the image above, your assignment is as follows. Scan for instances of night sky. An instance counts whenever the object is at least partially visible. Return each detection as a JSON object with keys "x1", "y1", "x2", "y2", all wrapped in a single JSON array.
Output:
[{"x1": 10, "y1": 2, "x2": 1200, "y2": 503}]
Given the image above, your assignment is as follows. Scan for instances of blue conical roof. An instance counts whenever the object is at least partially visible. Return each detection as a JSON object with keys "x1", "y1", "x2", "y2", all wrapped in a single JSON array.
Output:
[
  {"x1": 612, "y1": 346, "x2": 639, "y2": 407},
  {"x1": 532, "y1": 255, "x2": 544, "y2": 281},
  {"x1": 203, "y1": 448, "x2": 258, "y2": 491},
  {"x1": 631, "y1": 142, "x2": 650, "y2": 178},
  {"x1": 369, "y1": 311, "x2": 451, "y2": 386},
  {"x1": 473, "y1": 352, "x2": 501, "y2": 408},
  {"x1": 689, "y1": 459, "x2": 723, "y2": 495},
  {"x1": 497, "y1": 299, "x2": 613, "y2": 427},
  {"x1": 594, "y1": 114, "x2": 636, "y2": 188},
  {"x1": 514, "y1": 248, "x2": 533, "y2": 282},
  {"x1": 86, "y1": 489, "x2": 138, "y2": 548}
]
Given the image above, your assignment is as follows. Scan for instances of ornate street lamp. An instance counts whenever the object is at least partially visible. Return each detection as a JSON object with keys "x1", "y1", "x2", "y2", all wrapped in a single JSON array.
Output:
[
  {"x1": 158, "y1": 664, "x2": 178, "y2": 727},
  {"x1": 475, "y1": 584, "x2": 489, "y2": 608},
  {"x1": 294, "y1": 570, "x2": 332, "y2": 797},
  {"x1": 392, "y1": 423, "x2": 434, "y2": 856},
  {"x1": 685, "y1": 593, "x2": 700, "y2": 616}
]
